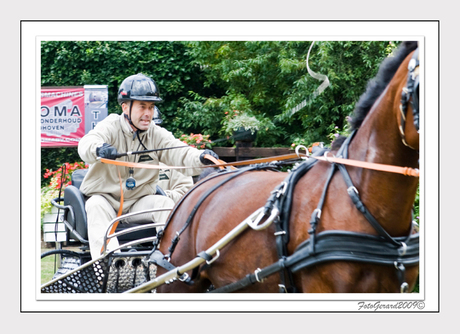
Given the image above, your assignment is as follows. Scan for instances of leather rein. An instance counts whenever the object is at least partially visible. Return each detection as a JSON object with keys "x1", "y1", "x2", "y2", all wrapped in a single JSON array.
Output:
[
  {"x1": 99, "y1": 151, "x2": 419, "y2": 178},
  {"x1": 98, "y1": 133, "x2": 419, "y2": 255}
]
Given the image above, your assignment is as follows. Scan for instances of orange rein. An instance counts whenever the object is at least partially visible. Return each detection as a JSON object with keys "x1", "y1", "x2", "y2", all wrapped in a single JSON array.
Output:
[
  {"x1": 98, "y1": 150, "x2": 418, "y2": 255},
  {"x1": 98, "y1": 152, "x2": 419, "y2": 177},
  {"x1": 99, "y1": 154, "x2": 230, "y2": 255},
  {"x1": 101, "y1": 167, "x2": 124, "y2": 255},
  {"x1": 313, "y1": 152, "x2": 419, "y2": 177}
]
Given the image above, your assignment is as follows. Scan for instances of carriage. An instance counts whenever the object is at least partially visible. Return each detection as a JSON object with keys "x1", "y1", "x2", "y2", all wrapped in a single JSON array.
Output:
[{"x1": 41, "y1": 41, "x2": 420, "y2": 294}]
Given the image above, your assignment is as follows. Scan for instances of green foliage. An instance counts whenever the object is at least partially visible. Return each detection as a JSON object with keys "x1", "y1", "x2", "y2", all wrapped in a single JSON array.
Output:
[
  {"x1": 177, "y1": 41, "x2": 399, "y2": 147},
  {"x1": 224, "y1": 114, "x2": 261, "y2": 135},
  {"x1": 278, "y1": 41, "x2": 399, "y2": 144},
  {"x1": 40, "y1": 147, "x2": 80, "y2": 187},
  {"x1": 41, "y1": 41, "x2": 204, "y2": 129},
  {"x1": 41, "y1": 40, "x2": 400, "y2": 179}
]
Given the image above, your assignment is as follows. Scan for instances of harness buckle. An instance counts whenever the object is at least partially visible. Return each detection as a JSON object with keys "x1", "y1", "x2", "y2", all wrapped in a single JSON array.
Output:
[
  {"x1": 206, "y1": 249, "x2": 220, "y2": 265},
  {"x1": 323, "y1": 151, "x2": 335, "y2": 162},
  {"x1": 178, "y1": 272, "x2": 190, "y2": 282},
  {"x1": 313, "y1": 208, "x2": 322, "y2": 219},
  {"x1": 398, "y1": 242, "x2": 408, "y2": 256},
  {"x1": 271, "y1": 182, "x2": 288, "y2": 198},
  {"x1": 278, "y1": 182, "x2": 288, "y2": 197},
  {"x1": 254, "y1": 268, "x2": 264, "y2": 283},
  {"x1": 295, "y1": 145, "x2": 309, "y2": 159},
  {"x1": 400, "y1": 282, "x2": 409, "y2": 293},
  {"x1": 278, "y1": 284, "x2": 287, "y2": 293},
  {"x1": 347, "y1": 186, "x2": 359, "y2": 195}
]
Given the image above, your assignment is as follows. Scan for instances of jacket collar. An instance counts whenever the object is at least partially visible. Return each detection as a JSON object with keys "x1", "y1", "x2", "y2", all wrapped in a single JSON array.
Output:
[{"x1": 119, "y1": 113, "x2": 155, "y2": 140}]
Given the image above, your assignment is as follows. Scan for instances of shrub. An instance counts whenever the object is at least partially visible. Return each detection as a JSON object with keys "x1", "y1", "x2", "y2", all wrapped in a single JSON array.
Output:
[
  {"x1": 179, "y1": 133, "x2": 212, "y2": 149},
  {"x1": 41, "y1": 162, "x2": 87, "y2": 219}
]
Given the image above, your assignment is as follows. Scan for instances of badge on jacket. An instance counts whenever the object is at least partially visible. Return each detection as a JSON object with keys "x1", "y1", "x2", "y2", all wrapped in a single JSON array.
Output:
[{"x1": 138, "y1": 155, "x2": 153, "y2": 162}]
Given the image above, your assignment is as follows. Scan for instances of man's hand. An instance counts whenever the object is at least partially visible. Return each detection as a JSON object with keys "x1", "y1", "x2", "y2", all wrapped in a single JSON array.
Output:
[
  {"x1": 200, "y1": 149, "x2": 219, "y2": 165},
  {"x1": 96, "y1": 143, "x2": 118, "y2": 160}
]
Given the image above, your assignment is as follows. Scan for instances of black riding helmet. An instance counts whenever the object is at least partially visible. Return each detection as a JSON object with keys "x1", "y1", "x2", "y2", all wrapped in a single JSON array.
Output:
[
  {"x1": 153, "y1": 106, "x2": 163, "y2": 125},
  {"x1": 117, "y1": 73, "x2": 163, "y2": 133},
  {"x1": 117, "y1": 73, "x2": 163, "y2": 105}
]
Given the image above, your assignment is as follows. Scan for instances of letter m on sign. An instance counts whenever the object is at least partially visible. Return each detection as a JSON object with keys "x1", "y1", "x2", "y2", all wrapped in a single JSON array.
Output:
[{"x1": 54, "y1": 105, "x2": 67, "y2": 117}]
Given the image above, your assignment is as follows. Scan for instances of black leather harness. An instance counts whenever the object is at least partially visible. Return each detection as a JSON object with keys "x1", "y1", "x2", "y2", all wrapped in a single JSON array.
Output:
[
  {"x1": 209, "y1": 133, "x2": 418, "y2": 293},
  {"x1": 149, "y1": 130, "x2": 419, "y2": 293},
  {"x1": 149, "y1": 137, "x2": 419, "y2": 293}
]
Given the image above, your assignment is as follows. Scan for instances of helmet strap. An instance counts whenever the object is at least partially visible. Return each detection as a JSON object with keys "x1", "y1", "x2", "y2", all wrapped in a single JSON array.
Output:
[
  {"x1": 123, "y1": 101, "x2": 146, "y2": 133},
  {"x1": 123, "y1": 102, "x2": 148, "y2": 150}
]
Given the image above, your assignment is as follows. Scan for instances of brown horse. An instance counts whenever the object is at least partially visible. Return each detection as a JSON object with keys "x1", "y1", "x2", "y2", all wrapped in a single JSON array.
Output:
[{"x1": 153, "y1": 41, "x2": 420, "y2": 293}]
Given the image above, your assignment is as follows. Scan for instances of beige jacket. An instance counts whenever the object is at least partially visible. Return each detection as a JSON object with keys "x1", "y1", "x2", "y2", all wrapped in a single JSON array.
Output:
[
  {"x1": 78, "y1": 114, "x2": 203, "y2": 207},
  {"x1": 158, "y1": 163, "x2": 194, "y2": 204}
]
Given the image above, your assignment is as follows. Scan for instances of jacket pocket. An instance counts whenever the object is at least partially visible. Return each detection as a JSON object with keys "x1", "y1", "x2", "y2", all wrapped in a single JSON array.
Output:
[{"x1": 80, "y1": 176, "x2": 105, "y2": 195}]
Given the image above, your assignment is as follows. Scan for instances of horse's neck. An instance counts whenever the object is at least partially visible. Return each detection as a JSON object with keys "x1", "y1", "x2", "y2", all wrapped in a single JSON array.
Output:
[{"x1": 346, "y1": 86, "x2": 419, "y2": 236}]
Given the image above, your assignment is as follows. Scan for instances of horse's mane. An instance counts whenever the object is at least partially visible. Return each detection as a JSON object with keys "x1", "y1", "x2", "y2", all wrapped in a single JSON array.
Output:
[{"x1": 348, "y1": 41, "x2": 418, "y2": 130}]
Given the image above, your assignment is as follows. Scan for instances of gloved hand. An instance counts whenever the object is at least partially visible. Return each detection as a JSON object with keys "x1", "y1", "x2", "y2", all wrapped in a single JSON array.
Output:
[
  {"x1": 199, "y1": 149, "x2": 219, "y2": 165},
  {"x1": 96, "y1": 143, "x2": 118, "y2": 160}
]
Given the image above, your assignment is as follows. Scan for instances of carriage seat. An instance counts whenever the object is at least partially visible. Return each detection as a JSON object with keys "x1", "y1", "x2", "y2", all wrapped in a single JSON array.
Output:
[{"x1": 63, "y1": 169, "x2": 166, "y2": 245}]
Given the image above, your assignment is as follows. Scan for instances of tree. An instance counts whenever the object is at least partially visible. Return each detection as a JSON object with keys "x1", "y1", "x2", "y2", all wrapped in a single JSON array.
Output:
[
  {"x1": 40, "y1": 40, "x2": 399, "y2": 185},
  {"x1": 40, "y1": 41, "x2": 206, "y2": 185},
  {"x1": 178, "y1": 41, "x2": 399, "y2": 146},
  {"x1": 41, "y1": 41, "x2": 204, "y2": 128}
]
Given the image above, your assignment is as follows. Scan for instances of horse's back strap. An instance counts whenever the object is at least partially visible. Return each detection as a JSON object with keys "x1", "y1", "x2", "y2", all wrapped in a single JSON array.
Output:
[
  {"x1": 167, "y1": 163, "x2": 279, "y2": 257},
  {"x1": 209, "y1": 230, "x2": 419, "y2": 293},
  {"x1": 289, "y1": 230, "x2": 419, "y2": 273}
]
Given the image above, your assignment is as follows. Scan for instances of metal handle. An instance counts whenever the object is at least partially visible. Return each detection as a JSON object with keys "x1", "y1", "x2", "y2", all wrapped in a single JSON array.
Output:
[{"x1": 247, "y1": 207, "x2": 280, "y2": 231}]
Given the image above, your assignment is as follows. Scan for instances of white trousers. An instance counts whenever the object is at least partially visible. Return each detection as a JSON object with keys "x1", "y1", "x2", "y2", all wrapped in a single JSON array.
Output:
[{"x1": 85, "y1": 194, "x2": 175, "y2": 259}]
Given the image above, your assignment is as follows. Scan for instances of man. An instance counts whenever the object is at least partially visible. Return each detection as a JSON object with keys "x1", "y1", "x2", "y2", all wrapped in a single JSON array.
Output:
[
  {"x1": 153, "y1": 106, "x2": 195, "y2": 204},
  {"x1": 78, "y1": 73, "x2": 218, "y2": 259}
]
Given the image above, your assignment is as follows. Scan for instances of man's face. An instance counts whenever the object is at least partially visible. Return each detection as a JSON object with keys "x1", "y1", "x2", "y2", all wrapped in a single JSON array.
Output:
[{"x1": 123, "y1": 100, "x2": 155, "y2": 131}]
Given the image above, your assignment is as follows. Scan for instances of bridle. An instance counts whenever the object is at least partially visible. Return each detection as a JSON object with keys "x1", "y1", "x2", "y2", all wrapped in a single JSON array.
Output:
[{"x1": 399, "y1": 47, "x2": 420, "y2": 150}]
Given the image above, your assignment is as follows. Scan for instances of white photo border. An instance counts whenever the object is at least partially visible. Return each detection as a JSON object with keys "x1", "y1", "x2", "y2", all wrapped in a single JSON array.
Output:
[{"x1": 21, "y1": 20, "x2": 439, "y2": 312}]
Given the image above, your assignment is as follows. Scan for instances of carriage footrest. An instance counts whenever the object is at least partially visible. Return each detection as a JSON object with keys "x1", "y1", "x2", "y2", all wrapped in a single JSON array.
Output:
[{"x1": 41, "y1": 251, "x2": 157, "y2": 293}]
